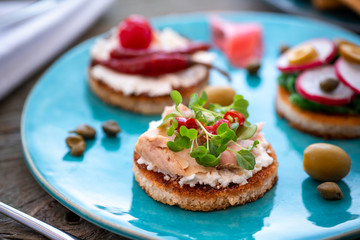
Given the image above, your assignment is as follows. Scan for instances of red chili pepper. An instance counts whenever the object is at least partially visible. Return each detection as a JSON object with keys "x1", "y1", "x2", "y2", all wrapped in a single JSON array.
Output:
[
  {"x1": 205, "y1": 119, "x2": 231, "y2": 135},
  {"x1": 97, "y1": 53, "x2": 190, "y2": 76},
  {"x1": 110, "y1": 42, "x2": 211, "y2": 59},
  {"x1": 97, "y1": 52, "x2": 231, "y2": 81},
  {"x1": 174, "y1": 117, "x2": 198, "y2": 131},
  {"x1": 224, "y1": 110, "x2": 245, "y2": 126}
]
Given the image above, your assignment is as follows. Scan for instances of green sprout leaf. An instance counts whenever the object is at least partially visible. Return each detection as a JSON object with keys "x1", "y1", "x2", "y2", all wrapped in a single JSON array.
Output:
[
  {"x1": 206, "y1": 141, "x2": 220, "y2": 157},
  {"x1": 208, "y1": 95, "x2": 249, "y2": 119},
  {"x1": 167, "y1": 135, "x2": 192, "y2": 152},
  {"x1": 195, "y1": 111, "x2": 208, "y2": 124},
  {"x1": 198, "y1": 91, "x2": 208, "y2": 106},
  {"x1": 166, "y1": 118, "x2": 178, "y2": 136},
  {"x1": 211, "y1": 123, "x2": 236, "y2": 146},
  {"x1": 237, "y1": 124, "x2": 257, "y2": 140},
  {"x1": 159, "y1": 113, "x2": 179, "y2": 127},
  {"x1": 231, "y1": 95, "x2": 249, "y2": 118},
  {"x1": 197, "y1": 154, "x2": 219, "y2": 167},
  {"x1": 170, "y1": 90, "x2": 182, "y2": 106},
  {"x1": 216, "y1": 122, "x2": 230, "y2": 135},
  {"x1": 190, "y1": 145, "x2": 220, "y2": 167},
  {"x1": 189, "y1": 91, "x2": 208, "y2": 109},
  {"x1": 179, "y1": 126, "x2": 198, "y2": 140},
  {"x1": 190, "y1": 146, "x2": 208, "y2": 159},
  {"x1": 174, "y1": 135, "x2": 191, "y2": 149},
  {"x1": 230, "y1": 122, "x2": 239, "y2": 132},
  {"x1": 217, "y1": 144, "x2": 228, "y2": 154},
  {"x1": 244, "y1": 121, "x2": 251, "y2": 127},
  {"x1": 189, "y1": 93, "x2": 199, "y2": 109},
  {"x1": 247, "y1": 140, "x2": 259, "y2": 151},
  {"x1": 167, "y1": 141, "x2": 183, "y2": 152},
  {"x1": 236, "y1": 150, "x2": 255, "y2": 170}
]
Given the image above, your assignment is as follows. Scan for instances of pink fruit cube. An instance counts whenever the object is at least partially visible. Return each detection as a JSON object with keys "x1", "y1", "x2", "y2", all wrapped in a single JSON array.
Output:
[{"x1": 210, "y1": 16, "x2": 263, "y2": 68}]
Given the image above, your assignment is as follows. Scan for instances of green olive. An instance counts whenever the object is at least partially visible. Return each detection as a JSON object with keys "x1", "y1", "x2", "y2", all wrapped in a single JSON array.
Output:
[
  {"x1": 204, "y1": 85, "x2": 236, "y2": 107},
  {"x1": 317, "y1": 182, "x2": 343, "y2": 200},
  {"x1": 303, "y1": 143, "x2": 351, "y2": 181}
]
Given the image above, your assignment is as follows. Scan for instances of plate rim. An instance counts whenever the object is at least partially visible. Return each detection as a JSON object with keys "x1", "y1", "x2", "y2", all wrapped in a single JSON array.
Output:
[{"x1": 20, "y1": 11, "x2": 360, "y2": 240}]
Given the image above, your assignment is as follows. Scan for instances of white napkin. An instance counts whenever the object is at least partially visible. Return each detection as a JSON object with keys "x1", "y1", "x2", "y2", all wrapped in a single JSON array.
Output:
[{"x1": 0, "y1": 0, "x2": 114, "y2": 100}]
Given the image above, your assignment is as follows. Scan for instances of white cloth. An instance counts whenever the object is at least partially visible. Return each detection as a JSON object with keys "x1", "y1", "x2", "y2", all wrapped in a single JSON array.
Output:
[{"x1": 0, "y1": 0, "x2": 114, "y2": 100}]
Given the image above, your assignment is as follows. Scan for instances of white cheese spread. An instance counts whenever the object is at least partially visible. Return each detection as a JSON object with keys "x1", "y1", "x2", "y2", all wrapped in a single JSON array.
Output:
[
  {"x1": 137, "y1": 132, "x2": 274, "y2": 188},
  {"x1": 90, "y1": 28, "x2": 215, "y2": 96}
]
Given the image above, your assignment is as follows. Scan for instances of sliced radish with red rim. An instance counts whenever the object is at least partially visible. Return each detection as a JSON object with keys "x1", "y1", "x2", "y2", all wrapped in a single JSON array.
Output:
[
  {"x1": 277, "y1": 38, "x2": 336, "y2": 72},
  {"x1": 296, "y1": 65, "x2": 355, "y2": 106},
  {"x1": 335, "y1": 58, "x2": 360, "y2": 94}
]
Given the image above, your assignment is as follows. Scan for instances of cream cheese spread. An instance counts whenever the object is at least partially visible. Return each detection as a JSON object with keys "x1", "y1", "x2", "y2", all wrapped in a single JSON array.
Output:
[{"x1": 90, "y1": 28, "x2": 215, "y2": 96}]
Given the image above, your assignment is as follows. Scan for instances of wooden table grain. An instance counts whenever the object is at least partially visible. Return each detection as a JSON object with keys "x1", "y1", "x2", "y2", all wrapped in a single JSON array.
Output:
[{"x1": 0, "y1": 1, "x2": 277, "y2": 239}]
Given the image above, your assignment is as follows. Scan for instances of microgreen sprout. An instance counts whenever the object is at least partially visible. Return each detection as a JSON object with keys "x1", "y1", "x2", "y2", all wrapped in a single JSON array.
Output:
[{"x1": 160, "y1": 90, "x2": 259, "y2": 170}]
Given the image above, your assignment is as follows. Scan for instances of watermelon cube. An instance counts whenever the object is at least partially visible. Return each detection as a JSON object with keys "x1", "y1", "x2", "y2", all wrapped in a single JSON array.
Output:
[{"x1": 210, "y1": 15, "x2": 263, "y2": 68}]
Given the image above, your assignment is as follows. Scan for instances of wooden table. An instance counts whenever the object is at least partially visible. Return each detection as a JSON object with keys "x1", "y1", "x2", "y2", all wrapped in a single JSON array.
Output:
[{"x1": 0, "y1": 1, "x2": 279, "y2": 239}]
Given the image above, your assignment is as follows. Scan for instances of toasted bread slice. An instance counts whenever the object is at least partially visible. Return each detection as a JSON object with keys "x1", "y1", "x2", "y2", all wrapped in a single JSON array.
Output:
[
  {"x1": 276, "y1": 86, "x2": 360, "y2": 139},
  {"x1": 88, "y1": 65, "x2": 209, "y2": 115},
  {"x1": 132, "y1": 145, "x2": 278, "y2": 212}
]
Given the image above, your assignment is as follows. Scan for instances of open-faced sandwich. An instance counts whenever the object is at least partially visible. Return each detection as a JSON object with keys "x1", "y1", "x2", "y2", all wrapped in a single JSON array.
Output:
[
  {"x1": 133, "y1": 90, "x2": 278, "y2": 211},
  {"x1": 89, "y1": 15, "x2": 225, "y2": 114},
  {"x1": 276, "y1": 38, "x2": 360, "y2": 138}
]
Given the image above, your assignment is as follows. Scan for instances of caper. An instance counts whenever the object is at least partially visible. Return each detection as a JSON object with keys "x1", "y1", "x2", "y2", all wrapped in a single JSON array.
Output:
[
  {"x1": 245, "y1": 61, "x2": 261, "y2": 75},
  {"x1": 317, "y1": 182, "x2": 343, "y2": 200},
  {"x1": 102, "y1": 120, "x2": 121, "y2": 137},
  {"x1": 204, "y1": 85, "x2": 236, "y2": 107},
  {"x1": 303, "y1": 143, "x2": 351, "y2": 181},
  {"x1": 66, "y1": 135, "x2": 86, "y2": 156},
  {"x1": 280, "y1": 44, "x2": 290, "y2": 54},
  {"x1": 69, "y1": 124, "x2": 96, "y2": 139},
  {"x1": 320, "y1": 78, "x2": 339, "y2": 93}
]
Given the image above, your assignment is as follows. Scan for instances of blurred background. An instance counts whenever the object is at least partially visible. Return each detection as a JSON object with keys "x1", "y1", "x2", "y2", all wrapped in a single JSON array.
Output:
[{"x1": 0, "y1": 0, "x2": 359, "y2": 101}]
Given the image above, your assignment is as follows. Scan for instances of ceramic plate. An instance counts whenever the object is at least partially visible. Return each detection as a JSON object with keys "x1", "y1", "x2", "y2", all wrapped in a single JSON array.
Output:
[
  {"x1": 264, "y1": 0, "x2": 360, "y2": 32},
  {"x1": 21, "y1": 12, "x2": 360, "y2": 239}
]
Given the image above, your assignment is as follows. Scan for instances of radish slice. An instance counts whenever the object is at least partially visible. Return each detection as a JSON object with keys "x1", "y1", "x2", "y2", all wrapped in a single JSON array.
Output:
[
  {"x1": 335, "y1": 58, "x2": 360, "y2": 94},
  {"x1": 277, "y1": 38, "x2": 336, "y2": 72},
  {"x1": 296, "y1": 65, "x2": 355, "y2": 106}
]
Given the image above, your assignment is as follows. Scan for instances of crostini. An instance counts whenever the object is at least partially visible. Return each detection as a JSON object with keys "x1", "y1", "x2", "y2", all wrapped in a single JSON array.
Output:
[
  {"x1": 89, "y1": 15, "x2": 220, "y2": 114},
  {"x1": 276, "y1": 38, "x2": 360, "y2": 138},
  {"x1": 133, "y1": 90, "x2": 277, "y2": 211}
]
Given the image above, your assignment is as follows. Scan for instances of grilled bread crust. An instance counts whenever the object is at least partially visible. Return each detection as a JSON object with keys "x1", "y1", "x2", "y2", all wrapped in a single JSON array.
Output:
[
  {"x1": 132, "y1": 145, "x2": 278, "y2": 212},
  {"x1": 276, "y1": 86, "x2": 360, "y2": 139},
  {"x1": 88, "y1": 65, "x2": 209, "y2": 115}
]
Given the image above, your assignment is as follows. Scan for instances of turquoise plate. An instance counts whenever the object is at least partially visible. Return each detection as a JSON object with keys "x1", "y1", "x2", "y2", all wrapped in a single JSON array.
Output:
[{"x1": 21, "y1": 12, "x2": 360, "y2": 239}]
